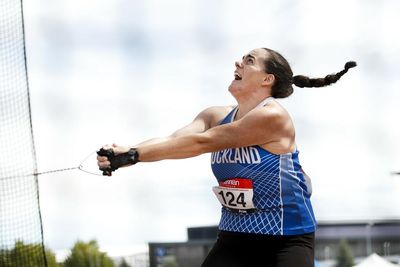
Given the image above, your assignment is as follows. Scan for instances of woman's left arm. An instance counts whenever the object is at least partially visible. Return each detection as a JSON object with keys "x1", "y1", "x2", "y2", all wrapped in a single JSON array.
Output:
[{"x1": 137, "y1": 106, "x2": 287, "y2": 162}]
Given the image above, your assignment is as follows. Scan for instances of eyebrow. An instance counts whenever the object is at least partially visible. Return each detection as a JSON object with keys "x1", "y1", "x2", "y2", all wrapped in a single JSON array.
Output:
[{"x1": 242, "y1": 54, "x2": 256, "y2": 60}]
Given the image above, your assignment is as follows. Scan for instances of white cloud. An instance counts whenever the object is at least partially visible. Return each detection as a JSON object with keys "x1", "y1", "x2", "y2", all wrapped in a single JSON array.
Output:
[{"x1": 19, "y1": 0, "x2": 400, "y2": 255}]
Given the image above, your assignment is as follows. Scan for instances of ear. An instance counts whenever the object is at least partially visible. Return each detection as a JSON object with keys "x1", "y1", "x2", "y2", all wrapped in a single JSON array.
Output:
[{"x1": 262, "y1": 74, "x2": 275, "y2": 86}]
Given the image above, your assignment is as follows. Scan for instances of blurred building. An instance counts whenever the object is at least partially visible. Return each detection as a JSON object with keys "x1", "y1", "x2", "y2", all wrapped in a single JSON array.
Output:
[
  {"x1": 113, "y1": 252, "x2": 150, "y2": 267},
  {"x1": 316, "y1": 220, "x2": 400, "y2": 266},
  {"x1": 149, "y1": 220, "x2": 400, "y2": 267}
]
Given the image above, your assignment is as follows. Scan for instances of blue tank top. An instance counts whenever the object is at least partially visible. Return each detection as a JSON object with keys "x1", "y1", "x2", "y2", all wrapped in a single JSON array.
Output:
[{"x1": 211, "y1": 103, "x2": 316, "y2": 235}]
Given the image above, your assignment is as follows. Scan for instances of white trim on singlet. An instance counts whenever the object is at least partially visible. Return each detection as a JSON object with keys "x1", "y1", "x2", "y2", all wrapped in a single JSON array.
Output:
[
  {"x1": 257, "y1": 96, "x2": 275, "y2": 107},
  {"x1": 230, "y1": 96, "x2": 275, "y2": 123},
  {"x1": 279, "y1": 155, "x2": 284, "y2": 235},
  {"x1": 287, "y1": 154, "x2": 317, "y2": 230},
  {"x1": 230, "y1": 107, "x2": 239, "y2": 123}
]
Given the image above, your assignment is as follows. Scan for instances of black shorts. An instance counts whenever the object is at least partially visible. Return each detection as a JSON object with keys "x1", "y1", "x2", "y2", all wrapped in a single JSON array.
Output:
[{"x1": 201, "y1": 230, "x2": 315, "y2": 267}]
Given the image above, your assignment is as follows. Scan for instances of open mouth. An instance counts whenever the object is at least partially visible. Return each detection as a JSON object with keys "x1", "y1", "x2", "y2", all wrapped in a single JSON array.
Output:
[{"x1": 234, "y1": 73, "x2": 242, "y2": 80}]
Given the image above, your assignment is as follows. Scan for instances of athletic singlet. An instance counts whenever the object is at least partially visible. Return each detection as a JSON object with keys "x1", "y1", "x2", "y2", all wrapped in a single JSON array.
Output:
[{"x1": 211, "y1": 98, "x2": 316, "y2": 235}]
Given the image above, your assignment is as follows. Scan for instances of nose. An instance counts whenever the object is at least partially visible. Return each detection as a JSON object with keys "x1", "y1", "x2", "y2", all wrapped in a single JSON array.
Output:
[{"x1": 235, "y1": 60, "x2": 243, "y2": 69}]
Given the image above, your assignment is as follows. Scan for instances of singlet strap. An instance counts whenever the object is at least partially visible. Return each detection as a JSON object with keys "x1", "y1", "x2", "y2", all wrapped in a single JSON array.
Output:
[
  {"x1": 229, "y1": 106, "x2": 239, "y2": 123},
  {"x1": 228, "y1": 97, "x2": 275, "y2": 123},
  {"x1": 256, "y1": 96, "x2": 275, "y2": 108}
]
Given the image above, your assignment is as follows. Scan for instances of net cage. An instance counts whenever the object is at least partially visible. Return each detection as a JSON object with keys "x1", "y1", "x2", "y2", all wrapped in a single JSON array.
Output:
[{"x1": 0, "y1": 0, "x2": 47, "y2": 266}]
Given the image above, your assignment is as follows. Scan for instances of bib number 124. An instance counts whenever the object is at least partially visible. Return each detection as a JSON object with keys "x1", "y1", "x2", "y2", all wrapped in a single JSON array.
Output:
[
  {"x1": 217, "y1": 190, "x2": 247, "y2": 207},
  {"x1": 212, "y1": 186, "x2": 255, "y2": 211}
]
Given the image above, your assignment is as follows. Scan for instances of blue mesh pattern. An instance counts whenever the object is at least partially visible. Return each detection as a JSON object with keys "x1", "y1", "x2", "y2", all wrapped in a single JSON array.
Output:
[
  {"x1": 219, "y1": 207, "x2": 282, "y2": 235},
  {"x1": 212, "y1": 151, "x2": 284, "y2": 235},
  {"x1": 210, "y1": 106, "x2": 316, "y2": 235},
  {"x1": 235, "y1": 153, "x2": 281, "y2": 209}
]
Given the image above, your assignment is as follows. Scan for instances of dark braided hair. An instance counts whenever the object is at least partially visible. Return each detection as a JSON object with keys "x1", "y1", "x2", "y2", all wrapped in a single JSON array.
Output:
[{"x1": 262, "y1": 48, "x2": 357, "y2": 98}]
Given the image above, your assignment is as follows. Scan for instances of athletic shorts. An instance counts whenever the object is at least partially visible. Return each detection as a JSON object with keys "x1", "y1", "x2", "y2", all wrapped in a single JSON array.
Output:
[{"x1": 201, "y1": 230, "x2": 315, "y2": 267}]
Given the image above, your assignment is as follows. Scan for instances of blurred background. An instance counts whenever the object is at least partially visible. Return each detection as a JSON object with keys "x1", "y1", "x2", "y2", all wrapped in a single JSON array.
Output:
[{"x1": 20, "y1": 0, "x2": 400, "y2": 265}]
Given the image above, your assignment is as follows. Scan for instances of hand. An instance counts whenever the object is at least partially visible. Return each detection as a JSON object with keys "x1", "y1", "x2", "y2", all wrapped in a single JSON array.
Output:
[{"x1": 97, "y1": 144, "x2": 131, "y2": 172}]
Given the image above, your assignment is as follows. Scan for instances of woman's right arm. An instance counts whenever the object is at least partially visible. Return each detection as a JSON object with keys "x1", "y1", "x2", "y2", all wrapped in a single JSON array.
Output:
[
  {"x1": 132, "y1": 106, "x2": 230, "y2": 147},
  {"x1": 97, "y1": 106, "x2": 231, "y2": 173}
]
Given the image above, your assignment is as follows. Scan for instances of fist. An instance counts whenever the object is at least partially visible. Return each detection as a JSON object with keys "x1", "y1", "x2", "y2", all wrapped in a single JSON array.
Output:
[{"x1": 96, "y1": 144, "x2": 130, "y2": 170}]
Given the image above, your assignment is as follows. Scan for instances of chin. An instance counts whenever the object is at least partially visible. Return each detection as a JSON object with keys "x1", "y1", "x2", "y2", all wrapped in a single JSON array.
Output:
[
  {"x1": 228, "y1": 86, "x2": 235, "y2": 95},
  {"x1": 228, "y1": 86, "x2": 241, "y2": 100},
  {"x1": 228, "y1": 82, "x2": 238, "y2": 92}
]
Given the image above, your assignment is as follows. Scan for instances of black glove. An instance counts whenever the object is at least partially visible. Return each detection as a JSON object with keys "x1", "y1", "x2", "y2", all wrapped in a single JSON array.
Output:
[{"x1": 97, "y1": 148, "x2": 139, "y2": 176}]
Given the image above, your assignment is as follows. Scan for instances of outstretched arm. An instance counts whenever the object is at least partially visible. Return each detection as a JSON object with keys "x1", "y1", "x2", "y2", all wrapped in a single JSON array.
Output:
[
  {"x1": 137, "y1": 106, "x2": 287, "y2": 162},
  {"x1": 129, "y1": 106, "x2": 226, "y2": 147},
  {"x1": 97, "y1": 106, "x2": 232, "y2": 168},
  {"x1": 97, "y1": 105, "x2": 289, "y2": 171},
  {"x1": 131, "y1": 108, "x2": 213, "y2": 147}
]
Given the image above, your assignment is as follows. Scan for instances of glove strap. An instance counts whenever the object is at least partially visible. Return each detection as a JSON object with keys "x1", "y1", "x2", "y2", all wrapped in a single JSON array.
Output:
[{"x1": 97, "y1": 148, "x2": 140, "y2": 176}]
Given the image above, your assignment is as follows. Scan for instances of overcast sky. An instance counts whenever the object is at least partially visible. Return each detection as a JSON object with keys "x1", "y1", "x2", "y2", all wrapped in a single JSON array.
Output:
[{"x1": 21, "y1": 0, "x2": 400, "y2": 256}]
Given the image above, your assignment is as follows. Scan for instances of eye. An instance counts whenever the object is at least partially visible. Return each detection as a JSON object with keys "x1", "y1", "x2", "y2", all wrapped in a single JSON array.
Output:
[{"x1": 246, "y1": 58, "x2": 254, "y2": 64}]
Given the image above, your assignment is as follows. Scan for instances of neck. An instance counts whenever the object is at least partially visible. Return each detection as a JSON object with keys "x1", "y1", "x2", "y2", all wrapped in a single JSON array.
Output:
[{"x1": 235, "y1": 91, "x2": 272, "y2": 120}]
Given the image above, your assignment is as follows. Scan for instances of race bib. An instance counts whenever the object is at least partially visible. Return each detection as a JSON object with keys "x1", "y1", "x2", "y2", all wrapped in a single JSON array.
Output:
[{"x1": 212, "y1": 178, "x2": 256, "y2": 213}]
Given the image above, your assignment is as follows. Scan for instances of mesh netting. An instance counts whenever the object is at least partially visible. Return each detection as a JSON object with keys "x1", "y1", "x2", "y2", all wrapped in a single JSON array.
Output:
[{"x1": 0, "y1": 0, "x2": 47, "y2": 266}]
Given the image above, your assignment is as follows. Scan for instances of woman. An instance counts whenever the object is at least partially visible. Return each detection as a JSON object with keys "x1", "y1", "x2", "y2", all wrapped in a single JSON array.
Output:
[{"x1": 97, "y1": 48, "x2": 356, "y2": 267}]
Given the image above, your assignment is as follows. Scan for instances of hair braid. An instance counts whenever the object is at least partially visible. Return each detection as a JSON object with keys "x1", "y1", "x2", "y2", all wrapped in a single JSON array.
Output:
[{"x1": 293, "y1": 61, "x2": 357, "y2": 88}]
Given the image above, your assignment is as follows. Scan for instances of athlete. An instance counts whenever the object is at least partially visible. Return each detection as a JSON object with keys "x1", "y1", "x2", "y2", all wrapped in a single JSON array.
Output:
[{"x1": 97, "y1": 47, "x2": 356, "y2": 267}]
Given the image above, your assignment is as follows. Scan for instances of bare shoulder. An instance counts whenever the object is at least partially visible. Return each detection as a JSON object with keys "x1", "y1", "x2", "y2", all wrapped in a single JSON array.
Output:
[
  {"x1": 253, "y1": 100, "x2": 295, "y2": 153},
  {"x1": 266, "y1": 100, "x2": 294, "y2": 135},
  {"x1": 245, "y1": 100, "x2": 290, "y2": 124},
  {"x1": 264, "y1": 100, "x2": 291, "y2": 122},
  {"x1": 197, "y1": 105, "x2": 235, "y2": 128}
]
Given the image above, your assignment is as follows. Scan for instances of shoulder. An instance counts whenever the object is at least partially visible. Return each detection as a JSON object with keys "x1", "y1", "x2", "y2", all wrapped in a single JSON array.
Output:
[
  {"x1": 199, "y1": 105, "x2": 234, "y2": 114},
  {"x1": 246, "y1": 100, "x2": 290, "y2": 127},
  {"x1": 241, "y1": 100, "x2": 295, "y2": 144},
  {"x1": 196, "y1": 105, "x2": 235, "y2": 128},
  {"x1": 251, "y1": 100, "x2": 295, "y2": 152}
]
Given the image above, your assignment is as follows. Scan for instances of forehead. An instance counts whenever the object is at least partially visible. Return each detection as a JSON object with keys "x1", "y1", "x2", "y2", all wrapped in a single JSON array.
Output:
[{"x1": 243, "y1": 48, "x2": 269, "y2": 60}]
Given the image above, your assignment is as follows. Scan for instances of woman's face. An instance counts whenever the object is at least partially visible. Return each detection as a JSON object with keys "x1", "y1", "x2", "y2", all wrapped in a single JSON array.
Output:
[{"x1": 228, "y1": 48, "x2": 271, "y2": 97}]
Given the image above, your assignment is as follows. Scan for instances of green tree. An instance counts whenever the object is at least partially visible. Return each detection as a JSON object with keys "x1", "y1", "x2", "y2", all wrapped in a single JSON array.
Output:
[
  {"x1": 335, "y1": 239, "x2": 355, "y2": 267},
  {"x1": 0, "y1": 240, "x2": 59, "y2": 267},
  {"x1": 0, "y1": 249, "x2": 12, "y2": 267},
  {"x1": 46, "y1": 248, "x2": 60, "y2": 267},
  {"x1": 63, "y1": 239, "x2": 115, "y2": 267}
]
